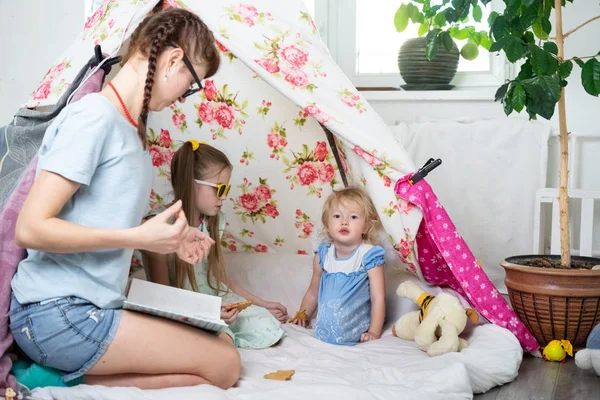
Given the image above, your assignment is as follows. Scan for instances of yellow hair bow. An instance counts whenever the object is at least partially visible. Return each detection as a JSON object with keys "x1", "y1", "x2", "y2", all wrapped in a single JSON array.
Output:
[{"x1": 186, "y1": 140, "x2": 207, "y2": 151}]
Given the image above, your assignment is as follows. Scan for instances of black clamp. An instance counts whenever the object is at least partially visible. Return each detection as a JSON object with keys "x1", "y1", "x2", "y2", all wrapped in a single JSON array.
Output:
[
  {"x1": 91, "y1": 44, "x2": 122, "y2": 74},
  {"x1": 408, "y1": 158, "x2": 442, "y2": 185}
]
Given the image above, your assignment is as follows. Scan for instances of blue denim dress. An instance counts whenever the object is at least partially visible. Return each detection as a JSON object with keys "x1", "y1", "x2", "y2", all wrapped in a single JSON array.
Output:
[{"x1": 314, "y1": 243, "x2": 385, "y2": 346}]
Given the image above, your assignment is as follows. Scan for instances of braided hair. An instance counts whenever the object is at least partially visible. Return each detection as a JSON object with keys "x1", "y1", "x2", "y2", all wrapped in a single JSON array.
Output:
[{"x1": 123, "y1": 8, "x2": 220, "y2": 148}]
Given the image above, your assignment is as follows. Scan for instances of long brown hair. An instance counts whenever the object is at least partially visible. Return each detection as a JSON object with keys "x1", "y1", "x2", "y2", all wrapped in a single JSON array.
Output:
[
  {"x1": 321, "y1": 187, "x2": 382, "y2": 244},
  {"x1": 123, "y1": 8, "x2": 220, "y2": 148},
  {"x1": 171, "y1": 141, "x2": 232, "y2": 293}
]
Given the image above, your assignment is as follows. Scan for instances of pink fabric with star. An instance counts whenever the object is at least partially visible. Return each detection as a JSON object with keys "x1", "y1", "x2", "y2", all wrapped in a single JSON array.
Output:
[{"x1": 394, "y1": 176, "x2": 540, "y2": 352}]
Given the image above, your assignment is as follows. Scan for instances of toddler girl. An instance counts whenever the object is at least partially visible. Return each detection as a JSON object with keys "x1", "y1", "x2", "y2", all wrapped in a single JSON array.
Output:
[{"x1": 290, "y1": 187, "x2": 386, "y2": 345}]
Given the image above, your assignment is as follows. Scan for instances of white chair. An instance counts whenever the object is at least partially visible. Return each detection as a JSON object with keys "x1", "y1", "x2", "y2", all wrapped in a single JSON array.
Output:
[{"x1": 533, "y1": 188, "x2": 600, "y2": 257}]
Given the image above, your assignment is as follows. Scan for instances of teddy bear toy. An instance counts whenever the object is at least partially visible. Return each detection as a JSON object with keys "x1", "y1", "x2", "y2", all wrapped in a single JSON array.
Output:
[
  {"x1": 574, "y1": 323, "x2": 600, "y2": 376},
  {"x1": 392, "y1": 281, "x2": 479, "y2": 356}
]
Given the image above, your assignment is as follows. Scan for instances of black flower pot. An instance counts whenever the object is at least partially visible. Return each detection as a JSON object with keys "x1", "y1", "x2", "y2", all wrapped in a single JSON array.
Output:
[{"x1": 397, "y1": 37, "x2": 459, "y2": 90}]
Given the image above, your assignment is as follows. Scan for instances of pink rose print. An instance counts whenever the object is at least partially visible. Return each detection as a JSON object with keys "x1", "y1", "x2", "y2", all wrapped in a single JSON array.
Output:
[
  {"x1": 338, "y1": 89, "x2": 367, "y2": 113},
  {"x1": 296, "y1": 163, "x2": 318, "y2": 186},
  {"x1": 164, "y1": 149, "x2": 174, "y2": 168},
  {"x1": 214, "y1": 104, "x2": 235, "y2": 129},
  {"x1": 108, "y1": 19, "x2": 115, "y2": 29},
  {"x1": 352, "y1": 145, "x2": 380, "y2": 167},
  {"x1": 204, "y1": 80, "x2": 218, "y2": 101},
  {"x1": 232, "y1": 178, "x2": 279, "y2": 224},
  {"x1": 341, "y1": 94, "x2": 360, "y2": 108},
  {"x1": 147, "y1": 128, "x2": 175, "y2": 179},
  {"x1": 148, "y1": 189, "x2": 164, "y2": 210},
  {"x1": 216, "y1": 40, "x2": 230, "y2": 54},
  {"x1": 267, "y1": 130, "x2": 282, "y2": 148},
  {"x1": 313, "y1": 141, "x2": 328, "y2": 162},
  {"x1": 284, "y1": 69, "x2": 309, "y2": 87},
  {"x1": 240, "y1": 193, "x2": 259, "y2": 213},
  {"x1": 198, "y1": 102, "x2": 214, "y2": 123},
  {"x1": 255, "y1": 58, "x2": 280, "y2": 74},
  {"x1": 255, "y1": 185, "x2": 272, "y2": 202},
  {"x1": 399, "y1": 239, "x2": 411, "y2": 259},
  {"x1": 304, "y1": 104, "x2": 329, "y2": 124},
  {"x1": 48, "y1": 63, "x2": 65, "y2": 80},
  {"x1": 172, "y1": 113, "x2": 184, "y2": 126},
  {"x1": 264, "y1": 203, "x2": 279, "y2": 218},
  {"x1": 149, "y1": 145, "x2": 166, "y2": 167},
  {"x1": 194, "y1": 82, "x2": 247, "y2": 139},
  {"x1": 85, "y1": 8, "x2": 104, "y2": 30},
  {"x1": 383, "y1": 175, "x2": 392, "y2": 187},
  {"x1": 266, "y1": 122, "x2": 288, "y2": 160},
  {"x1": 353, "y1": 145, "x2": 365, "y2": 157},
  {"x1": 255, "y1": 244, "x2": 268, "y2": 252},
  {"x1": 318, "y1": 163, "x2": 335, "y2": 183},
  {"x1": 280, "y1": 45, "x2": 309, "y2": 69},
  {"x1": 229, "y1": 244, "x2": 237, "y2": 251},
  {"x1": 283, "y1": 141, "x2": 339, "y2": 196},
  {"x1": 302, "y1": 222, "x2": 314, "y2": 236},
  {"x1": 295, "y1": 210, "x2": 314, "y2": 238},
  {"x1": 159, "y1": 129, "x2": 172, "y2": 148},
  {"x1": 394, "y1": 235, "x2": 415, "y2": 263},
  {"x1": 32, "y1": 81, "x2": 52, "y2": 100},
  {"x1": 236, "y1": 4, "x2": 259, "y2": 26}
]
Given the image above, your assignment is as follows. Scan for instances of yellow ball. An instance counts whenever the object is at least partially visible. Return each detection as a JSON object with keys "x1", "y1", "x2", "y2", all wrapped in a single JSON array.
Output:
[{"x1": 543, "y1": 340, "x2": 570, "y2": 361}]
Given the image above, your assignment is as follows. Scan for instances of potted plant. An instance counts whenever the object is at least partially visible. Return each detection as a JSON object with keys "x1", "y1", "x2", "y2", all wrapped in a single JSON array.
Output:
[
  {"x1": 491, "y1": 0, "x2": 600, "y2": 349},
  {"x1": 394, "y1": 0, "x2": 493, "y2": 90}
]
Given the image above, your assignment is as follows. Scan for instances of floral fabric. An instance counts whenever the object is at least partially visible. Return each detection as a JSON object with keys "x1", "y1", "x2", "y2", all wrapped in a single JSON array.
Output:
[{"x1": 21, "y1": 0, "x2": 536, "y2": 351}]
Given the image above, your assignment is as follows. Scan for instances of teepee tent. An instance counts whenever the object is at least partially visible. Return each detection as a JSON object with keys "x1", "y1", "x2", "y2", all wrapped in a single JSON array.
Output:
[{"x1": 0, "y1": 2, "x2": 539, "y2": 392}]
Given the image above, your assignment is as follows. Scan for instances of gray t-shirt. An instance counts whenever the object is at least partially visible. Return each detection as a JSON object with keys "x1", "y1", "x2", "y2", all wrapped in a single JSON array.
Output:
[{"x1": 11, "y1": 93, "x2": 153, "y2": 309}]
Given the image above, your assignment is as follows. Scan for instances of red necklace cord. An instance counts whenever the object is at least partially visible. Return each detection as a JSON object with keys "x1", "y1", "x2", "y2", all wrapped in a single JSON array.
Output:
[{"x1": 107, "y1": 81, "x2": 139, "y2": 128}]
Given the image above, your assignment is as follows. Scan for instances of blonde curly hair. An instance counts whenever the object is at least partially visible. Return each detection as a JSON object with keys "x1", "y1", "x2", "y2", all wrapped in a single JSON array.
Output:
[{"x1": 321, "y1": 186, "x2": 382, "y2": 244}]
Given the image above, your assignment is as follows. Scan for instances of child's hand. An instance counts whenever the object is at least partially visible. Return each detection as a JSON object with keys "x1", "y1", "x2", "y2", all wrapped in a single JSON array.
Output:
[
  {"x1": 360, "y1": 331, "x2": 381, "y2": 343},
  {"x1": 263, "y1": 301, "x2": 288, "y2": 323},
  {"x1": 221, "y1": 304, "x2": 239, "y2": 325},
  {"x1": 288, "y1": 310, "x2": 308, "y2": 327}
]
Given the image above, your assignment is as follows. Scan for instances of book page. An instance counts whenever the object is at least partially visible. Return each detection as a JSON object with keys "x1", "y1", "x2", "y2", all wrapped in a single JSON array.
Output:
[{"x1": 127, "y1": 279, "x2": 222, "y2": 321}]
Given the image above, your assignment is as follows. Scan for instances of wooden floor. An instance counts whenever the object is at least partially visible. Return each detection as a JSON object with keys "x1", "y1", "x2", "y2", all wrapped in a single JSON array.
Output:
[{"x1": 474, "y1": 355, "x2": 599, "y2": 399}]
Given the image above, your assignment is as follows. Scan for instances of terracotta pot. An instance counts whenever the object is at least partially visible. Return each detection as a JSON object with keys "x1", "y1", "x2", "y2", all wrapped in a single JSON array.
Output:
[{"x1": 502, "y1": 255, "x2": 600, "y2": 349}]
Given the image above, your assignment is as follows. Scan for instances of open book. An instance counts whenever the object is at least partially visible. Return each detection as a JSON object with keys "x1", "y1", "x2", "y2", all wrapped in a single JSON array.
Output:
[{"x1": 124, "y1": 279, "x2": 228, "y2": 334}]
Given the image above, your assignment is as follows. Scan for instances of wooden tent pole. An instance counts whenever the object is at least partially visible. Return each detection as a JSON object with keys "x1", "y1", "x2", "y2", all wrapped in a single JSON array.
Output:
[{"x1": 322, "y1": 125, "x2": 348, "y2": 187}]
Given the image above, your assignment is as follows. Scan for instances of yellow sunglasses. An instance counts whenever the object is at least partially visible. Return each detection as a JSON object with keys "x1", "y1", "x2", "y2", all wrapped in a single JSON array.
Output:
[{"x1": 194, "y1": 179, "x2": 231, "y2": 199}]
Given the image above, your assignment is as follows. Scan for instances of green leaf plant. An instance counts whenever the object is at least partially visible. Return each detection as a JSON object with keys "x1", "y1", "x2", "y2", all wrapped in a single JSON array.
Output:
[
  {"x1": 490, "y1": 0, "x2": 600, "y2": 268},
  {"x1": 394, "y1": 0, "x2": 494, "y2": 61}
]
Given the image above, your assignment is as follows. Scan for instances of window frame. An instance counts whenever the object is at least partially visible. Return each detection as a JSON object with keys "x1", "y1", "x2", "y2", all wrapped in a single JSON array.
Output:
[{"x1": 314, "y1": 0, "x2": 512, "y2": 90}]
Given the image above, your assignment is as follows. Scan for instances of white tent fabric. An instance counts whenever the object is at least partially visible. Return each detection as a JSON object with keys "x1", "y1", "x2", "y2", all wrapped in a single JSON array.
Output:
[
  {"x1": 20, "y1": 0, "x2": 542, "y2": 354},
  {"x1": 24, "y1": 0, "x2": 426, "y2": 278}
]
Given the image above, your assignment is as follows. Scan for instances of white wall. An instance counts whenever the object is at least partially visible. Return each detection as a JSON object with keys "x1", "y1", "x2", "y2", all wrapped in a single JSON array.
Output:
[
  {"x1": 1, "y1": 0, "x2": 598, "y2": 256},
  {"x1": 0, "y1": 0, "x2": 84, "y2": 123}
]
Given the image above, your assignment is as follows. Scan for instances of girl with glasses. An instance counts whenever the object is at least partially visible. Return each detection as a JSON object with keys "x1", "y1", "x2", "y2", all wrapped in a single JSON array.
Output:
[
  {"x1": 144, "y1": 140, "x2": 287, "y2": 350},
  {"x1": 8, "y1": 8, "x2": 242, "y2": 391}
]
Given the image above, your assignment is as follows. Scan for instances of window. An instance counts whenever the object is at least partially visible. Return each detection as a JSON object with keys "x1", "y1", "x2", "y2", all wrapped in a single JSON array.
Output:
[{"x1": 310, "y1": 0, "x2": 508, "y2": 90}]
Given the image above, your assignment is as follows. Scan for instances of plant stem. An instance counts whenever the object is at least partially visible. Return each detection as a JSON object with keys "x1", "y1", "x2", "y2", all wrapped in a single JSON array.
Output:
[
  {"x1": 566, "y1": 55, "x2": 599, "y2": 62},
  {"x1": 564, "y1": 15, "x2": 600, "y2": 39},
  {"x1": 555, "y1": 0, "x2": 571, "y2": 269}
]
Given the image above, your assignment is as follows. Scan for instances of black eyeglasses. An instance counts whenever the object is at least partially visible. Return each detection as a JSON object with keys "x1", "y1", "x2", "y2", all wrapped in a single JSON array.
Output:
[{"x1": 167, "y1": 42, "x2": 203, "y2": 98}]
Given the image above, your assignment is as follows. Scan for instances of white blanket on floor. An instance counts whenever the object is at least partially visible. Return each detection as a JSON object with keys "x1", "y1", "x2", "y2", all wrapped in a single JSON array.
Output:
[
  {"x1": 27, "y1": 254, "x2": 523, "y2": 399},
  {"x1": 27, "y1": 323, "x2": 520, "y2": 400}
]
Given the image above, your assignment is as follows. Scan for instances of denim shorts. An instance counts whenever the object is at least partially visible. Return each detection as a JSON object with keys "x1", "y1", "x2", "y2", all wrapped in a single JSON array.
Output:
[{"x1": 9, "y1": 294, "x2": 121, "y2": 382}]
